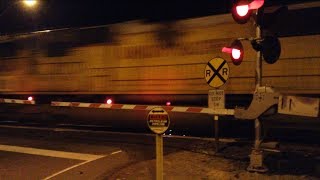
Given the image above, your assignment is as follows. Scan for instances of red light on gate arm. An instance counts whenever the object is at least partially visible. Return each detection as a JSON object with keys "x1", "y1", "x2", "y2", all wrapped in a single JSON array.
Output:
[
  {"x1": 28, "y1": 96, "x2": 33, "y2": 101},
  {"x1": 106, "y1": 99, "x2": 112, "y2": 104},
  {"x1": 166, "y1": 101, "x2": 171, "y2": 106}
]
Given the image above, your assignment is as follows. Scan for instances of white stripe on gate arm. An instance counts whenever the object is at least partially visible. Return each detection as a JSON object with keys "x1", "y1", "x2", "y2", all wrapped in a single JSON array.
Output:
[
  {"x1": 99, "y1": 104, "x2": 112, "y2": 108},
  {"x1": 52, "y1": 102, "x2": 70, "y2": 107},
  {"x1": 1, "y1": 98, "x2": 35, "y2": 105},
  {"x1": 122, "y1": 104, "x2": 136, "y2": 109},
  {"x1": 78, "y1": 103, "x2": 90, "y2": 107},
  {"x1": 171, "y1": 107, "x2": 188, "y2": 112},
  {"x1": 204, "y1": 108, "x2": 235, "y2": 115}
]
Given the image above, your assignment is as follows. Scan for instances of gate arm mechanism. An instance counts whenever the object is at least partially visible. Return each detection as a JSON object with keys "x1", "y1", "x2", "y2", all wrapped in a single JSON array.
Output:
[{"x1": 234, "y1": 86, "x2": 280, "y2": 120}]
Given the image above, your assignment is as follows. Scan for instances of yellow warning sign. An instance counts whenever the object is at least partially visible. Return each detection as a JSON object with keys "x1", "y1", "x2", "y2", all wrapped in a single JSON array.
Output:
[{"x1": 204, "y1": 57, "x2": 229, "y2": 88}]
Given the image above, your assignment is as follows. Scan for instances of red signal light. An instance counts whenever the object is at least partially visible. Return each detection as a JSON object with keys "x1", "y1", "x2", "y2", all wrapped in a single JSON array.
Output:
[
  {"x1": 232, "y1": 49, "x2": 242, "y2": 60},
  {"x1": 222, "y1": 40, "x2": 244, "y2": 66},
  {"x1": 166, "y1": 101, "x2": 171, "y2": 106},
  {"x1": 232, "y1": 0, "x2": 264, "y2": 24},
  {"x1": 28, "y1": 96, "x2": 33, "y2": 101},
  {"x1": 236, "y1": 5, "x2": 250, "y2": 17}
]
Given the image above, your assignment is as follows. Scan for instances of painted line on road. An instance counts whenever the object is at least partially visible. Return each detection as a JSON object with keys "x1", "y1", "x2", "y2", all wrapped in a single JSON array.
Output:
[
  {"x1": 43, "y1": 150, "x2": 122, "y2": 180},
  {"x1": 0, "y1": 144, "x2": 104, "y2": 161},
  {"x1": 0, "y1": 142, "x2": 122, "y2": 180}
]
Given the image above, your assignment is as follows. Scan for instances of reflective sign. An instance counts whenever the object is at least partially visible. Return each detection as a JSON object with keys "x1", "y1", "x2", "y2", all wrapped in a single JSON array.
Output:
[
  {"x1": 147, "y1": 107, "x2": 170, "y2": 134},
  {"x1": 204, "y1": 57, "x2": 230, "y2": 88}
]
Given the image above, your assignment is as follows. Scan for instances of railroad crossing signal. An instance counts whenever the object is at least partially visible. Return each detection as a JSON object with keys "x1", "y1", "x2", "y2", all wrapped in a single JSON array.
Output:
[
  {"x1": 204, "y1": 57, "x2": 229, "y2": 88},
  {"x1": 222, "y1": 36, "x2": 281, "y2": 65},
  {"x1": 224, "y1": 0, "x2": 281, "y2": 65},
  {"x1": 227, "y1": 0, "x2": 282, "y2": 173}
]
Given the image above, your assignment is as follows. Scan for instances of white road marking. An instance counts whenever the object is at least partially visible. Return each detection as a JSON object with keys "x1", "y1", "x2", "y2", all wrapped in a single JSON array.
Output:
[
  {"x1": 110, "y1": 150, "x2": 122, "y2": 155},
  {"x1": 0, "y1": 144, "x2": 104, "y2": 161},
  {"x1": 0, "y1": 143, "x2": 122, "y2": 180},
  {"x1": 43, "y1": 150, "x2": 122, "y2": 180},
  {"x1": 43, "y1": 158, "x2": 99, "y2": 180}
]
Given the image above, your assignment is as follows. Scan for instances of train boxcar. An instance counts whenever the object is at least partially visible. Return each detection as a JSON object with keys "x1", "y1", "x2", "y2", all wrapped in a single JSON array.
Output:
[{"x1": 0, "y1": 3, "x2": 319, "y2": 105}]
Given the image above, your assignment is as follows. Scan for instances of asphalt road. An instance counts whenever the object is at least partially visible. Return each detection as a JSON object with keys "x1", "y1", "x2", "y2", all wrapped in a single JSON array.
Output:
[
  {"x1": 0, "y1": 122, "x2": 320, "y2": 179},
  {"x1": 0, "y1": 125, "x2": 160, "y2": 180}
]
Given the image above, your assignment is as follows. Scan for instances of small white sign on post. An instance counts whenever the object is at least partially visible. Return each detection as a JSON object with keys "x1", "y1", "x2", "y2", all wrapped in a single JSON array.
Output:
[
  {"x1": 147, "y1": 107, "x2": 170, "y2": 180},
  {"x1": 147, "y1": 107, "x2": 170, "y2": 134},
  {"x1": 208, "y1": 89, "x2": 225, "y2": 109}
]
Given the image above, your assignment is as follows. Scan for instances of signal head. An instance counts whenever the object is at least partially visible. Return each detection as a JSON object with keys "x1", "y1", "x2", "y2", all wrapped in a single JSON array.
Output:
[
  {"x1": 230, "y1": 40, "x2": 244, "y2": 65},
  {"x1": 231, "y1": 0, "x2": 265, "y2": 24},
  {"x1": 261, "y1": 36, "x2": 281, "y2": 64},
  {"x1": 222, "y1": 40, "x2": 244, "y2": 66},
  {"x1": 232, "y1": 0, "x2": 252, "y2": 24}
]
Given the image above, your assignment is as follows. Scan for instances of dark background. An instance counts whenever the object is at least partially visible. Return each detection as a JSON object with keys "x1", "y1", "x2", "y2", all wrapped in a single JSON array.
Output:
[{"x1": 0, "y1": 0, "x2": 317, "y2": 34}]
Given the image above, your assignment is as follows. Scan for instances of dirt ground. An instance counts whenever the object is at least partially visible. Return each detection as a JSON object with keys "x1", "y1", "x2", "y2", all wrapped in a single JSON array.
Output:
[{"x1": 109, "y1": 142, "x2": 320, "y2": 180}]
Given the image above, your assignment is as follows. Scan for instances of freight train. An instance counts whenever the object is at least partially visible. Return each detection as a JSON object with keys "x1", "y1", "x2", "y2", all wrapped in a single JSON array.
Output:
[{"x1": 0, "y1": 2, "x2": 319, "y2": 106}]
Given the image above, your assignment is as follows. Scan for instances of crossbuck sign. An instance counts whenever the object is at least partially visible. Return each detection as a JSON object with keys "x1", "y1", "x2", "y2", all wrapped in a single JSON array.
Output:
[{"x1": 204, "y1": 57, "x2": 230, "y2": 88}]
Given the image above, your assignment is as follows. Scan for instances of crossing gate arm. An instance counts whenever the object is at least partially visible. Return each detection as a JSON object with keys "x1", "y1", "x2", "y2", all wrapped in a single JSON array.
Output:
[
  {"x1": 51, "y1": 101, "x2": 235, "y2": 116},
  {"x1": 0, "y1": 98, "x2": 35, "y2": 105},
  {"x1": 278, "y1": 95, "x2": 319, "y2": 117}
]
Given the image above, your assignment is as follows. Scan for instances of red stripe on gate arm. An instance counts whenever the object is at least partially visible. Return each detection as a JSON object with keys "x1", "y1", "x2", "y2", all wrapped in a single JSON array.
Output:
[
  {"x1": 111, "y1": 104, "x2": 123, "y2": 109},
  {"x1": 186, "y1": 107, "x2": 203, "y2": 113},
  {"x1": 11, "y1": 100, "x2": 16, "y2": 103},
  {"x1": 89, "y1": 103, "x2": 102, "y2": 108},
  {"x1": 70, "y1": 102, "x2": 80, "y2": 107},
  {"x1": 0, "y1": 99, "x2": 4, "y2": 103},
  {"x1": 133, "y1": 105, "x2": 148, "y2": 110},
  {"x1": 23, "y1": 100, "x2": 32, "y2": 104},
  {"x1": 162, "y1": 106, "x2": 174, "y2": 111}
]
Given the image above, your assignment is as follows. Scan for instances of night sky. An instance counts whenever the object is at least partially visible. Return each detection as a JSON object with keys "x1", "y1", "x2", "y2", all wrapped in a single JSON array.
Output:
[{"x1": 0, "y1": 0, "x2": 317, "y2": 34}]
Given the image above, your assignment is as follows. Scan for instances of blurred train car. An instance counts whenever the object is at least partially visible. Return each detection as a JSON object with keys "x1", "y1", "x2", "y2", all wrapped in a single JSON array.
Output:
[{"x1": 0, "y1": 3, "x2": 319, "y2": 107}]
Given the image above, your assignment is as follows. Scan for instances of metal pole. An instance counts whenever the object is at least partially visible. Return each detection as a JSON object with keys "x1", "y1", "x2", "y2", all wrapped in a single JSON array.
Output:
[
  {"x1": 246, "y1": 9, "x2": 268, "y2": 173},
  {"x1": 254, "y1": 8, "x2": 263, "y2": 155},
  {"x1": 255, "y1": 7, "x2": 263, "y2": 90},
  {"x1": 255, "y1": 23, "x2": 262, "y2": 90},
  {"x1": 254, "y1": 118, "x2": 262, "y2": 149},
  {"x1": 156, "y1": 134, "x2": 163, "y2": 180},
  {"x1": 214, "y1": 115, "x2": 219, "y2": 153}
]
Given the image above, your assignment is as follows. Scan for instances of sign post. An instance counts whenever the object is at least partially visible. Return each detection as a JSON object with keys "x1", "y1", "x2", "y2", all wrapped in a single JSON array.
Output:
[
  {"x1": 205, "y1": 58, "x2": 228, "y2": 153},
  {"x1": 208, "y1": 90, "x2": 225, "y2": 153},
  {"x1": 147, "y1": 107, "x2": 170, "y2": 180}
]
